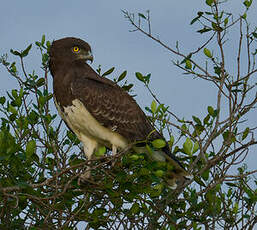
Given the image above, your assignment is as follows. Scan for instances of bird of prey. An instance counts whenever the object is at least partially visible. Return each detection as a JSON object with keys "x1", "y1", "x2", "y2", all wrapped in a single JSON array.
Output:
[{"x1": 49, "y1": 37, "x2": 192, "y2": 189}]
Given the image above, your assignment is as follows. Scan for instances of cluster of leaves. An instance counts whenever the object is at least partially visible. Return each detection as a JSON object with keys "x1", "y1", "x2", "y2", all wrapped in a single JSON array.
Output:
[
  {"x1": 123, "y1": 0, "x2": 257, "y2": 229},
  {"x1": 96, "y1": 66, "x2": 134, "y2": 93}
]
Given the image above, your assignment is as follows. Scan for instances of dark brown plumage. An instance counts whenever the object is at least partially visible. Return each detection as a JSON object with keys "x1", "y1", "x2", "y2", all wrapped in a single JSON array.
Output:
[{"x1": 49, "y1": 37, "x2": 192, "y2": 188}]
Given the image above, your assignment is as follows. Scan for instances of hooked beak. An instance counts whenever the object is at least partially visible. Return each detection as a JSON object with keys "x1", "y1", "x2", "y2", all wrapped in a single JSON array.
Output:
[
  {"x1": 78, "y1": 50, "x2": 93, "y2": 63},
  {"x1": 84, "y1": 50, "x2": 93, "y2": 64}
]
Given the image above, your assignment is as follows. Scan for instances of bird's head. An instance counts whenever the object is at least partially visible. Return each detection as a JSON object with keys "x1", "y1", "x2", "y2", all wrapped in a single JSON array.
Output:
[{"x1": 49, "y1": 37, "x2": 94, "y2": 64}]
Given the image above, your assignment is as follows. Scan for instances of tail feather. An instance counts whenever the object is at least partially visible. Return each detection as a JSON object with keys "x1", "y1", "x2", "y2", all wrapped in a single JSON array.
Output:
[
  {"x1": 133, "y1": 144, "x2": 192, "y2": 189},
  {"x1": 154, "y1": 146, "x2": 192, "y2": 189}
]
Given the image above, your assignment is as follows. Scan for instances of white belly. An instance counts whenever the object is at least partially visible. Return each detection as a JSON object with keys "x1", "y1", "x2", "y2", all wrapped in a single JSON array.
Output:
[{"x1": 54, "y1": 97, "x2": 128, "y2": 150}]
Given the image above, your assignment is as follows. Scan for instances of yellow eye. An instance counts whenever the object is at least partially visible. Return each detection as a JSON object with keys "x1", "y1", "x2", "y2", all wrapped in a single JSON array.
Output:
[{"x1": 73, "y1": 46, "x2": 80, "y2": 52}]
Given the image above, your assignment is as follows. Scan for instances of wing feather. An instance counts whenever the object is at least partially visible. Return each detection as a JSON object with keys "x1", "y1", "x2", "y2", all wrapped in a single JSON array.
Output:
[{"x1": 71, "y1": 74, "x2": 156, "y2": 142}]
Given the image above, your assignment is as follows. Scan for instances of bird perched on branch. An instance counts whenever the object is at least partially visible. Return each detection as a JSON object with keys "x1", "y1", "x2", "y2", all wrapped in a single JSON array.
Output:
[{"x1": 49, "y1": 37, "x2": 192, "y2": 189}]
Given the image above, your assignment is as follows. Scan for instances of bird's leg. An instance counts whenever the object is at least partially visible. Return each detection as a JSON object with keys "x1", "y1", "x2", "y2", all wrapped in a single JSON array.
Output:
[
  {"x1": 78, "y1": 136, "x2": 98, "y2": 185},
  {"x1": 112, "y1": 145, "x2": 117, "y2": 155},
  {"x1": 111, "y1": 145, "x2": 118, "y2": 167}
]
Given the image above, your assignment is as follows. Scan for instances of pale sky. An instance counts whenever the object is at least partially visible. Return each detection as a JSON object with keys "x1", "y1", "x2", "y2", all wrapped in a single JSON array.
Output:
[{"x1": 1, "y1": 1, "x2": 256, "y2": 171}]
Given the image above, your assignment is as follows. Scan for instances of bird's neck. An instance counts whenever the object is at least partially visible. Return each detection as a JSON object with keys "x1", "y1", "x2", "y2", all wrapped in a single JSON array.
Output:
[{"x1": 49, "y1": 58, "x2": 85, "y2": 77}]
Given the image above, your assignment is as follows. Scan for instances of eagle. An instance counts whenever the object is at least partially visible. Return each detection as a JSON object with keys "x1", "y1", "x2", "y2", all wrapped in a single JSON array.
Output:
[{"x1": 49, "y1": 37, "x2": 192, "y2": 189}]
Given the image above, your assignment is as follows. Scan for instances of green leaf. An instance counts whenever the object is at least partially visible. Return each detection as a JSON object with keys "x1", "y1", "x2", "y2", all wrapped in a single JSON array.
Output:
[
  {"x1": 154, "y1": 170, "x2": 165, "y2": 177},
  {"x1": 181, "y1": 123, "x2": 188, "y2": 135},
  {"x1": 146, "y1": 144, "x2": 153, "y2": 155},
  {"x1": 12, "y1": 89, "x2": 18, "y2": 98},
  {"x1": 190, "y1": 12, "x2": 203, "y2": 25},
  {"x1": 197, "y1": 27, "x2": 212, "y2": 34},
  {"x1": 224, "y1": 17, "x2": 229, "y2": 26},
  {"x1": 203, "y1": 114, "x2": 210, "y2": 125},
  {"x1": 10, "y1": 62, "x2": 17, "y2": 73},
  {"x1": 151, "y1": 100, "x2": 157, "y2": 113},
  {"x1": 152, "y1": 183, "x2": 164, "y2": 191},
  {"x1": 222, "y1": 130, "x2": 229, "y2": 141},
  {"x1": 206, "y1": 0, "x2": 214, "y2": 6},
  {"x1": 252, "y1": 32, "x2": 257, "y2": 39},
  {"x1": 130, "y1": 203, "x2": 140, "y2": 214},
  {"x1": 26, "y1": 140, "x2": 36, "y2": 158},
  {"x1": 192, "y1": 116, "x2": 201, "y2": 125},
  {"x1": 185, "y1": 59, "x2": 192, "y2": 69},
  {"x1": 243, "y1": 0, "x2": 252, "y2": 8},
  {"x1": 181, "y1": 53, "x2": 192, "y2": 64},
  {"x1": 202, "y1": 169, "x2": 209, "y2": 181},
  {"x1": 14, "y1": 97, "x2": 22, "y2": 107},
  {"x1": 211, "y1": 22, "x2": 223, "y2": 32},
  {"x1": 227, "y1": 188, "x2": 232, "y2": 197},
  {"x1": 169, "y1": 135, "x2": 174, "y2": 147},
  {"x1": 204, "y1": 48, "x2": 212, "y2": 58},
  {"x1": 138, "y1": 13, "x2": 146, "y2": 19},
  {"x1": 19, "y1": 87, "x2": 24, "y2": 97},
  {"x1": 46, "y1": 40, "x2": 51, "y2": 48},
  {"x1": 194, "y1": 124, "x2": 205, "y2": 136},
  {"x1": 130, "y1": 154, "x2": 139, "y2": 161},
  {"x1": 226, "y1": 182, "x2": 238, "y2": 187},
  {"x1": 41, "y1": 34, "x2": 45, "y2": 45},
  {"x1": 242, "y1": 13, "x2": 247, "y2": 19},
  {"x1": 243, "y1": 214, "x2": 251, "y2": 219},
  {"x1": 192, "y1": 141, "x2": 199, "y2": 153},
  {"x1": 183, "y1": 138, "x2": 193, "y2": 155},
  {"x1": 122, "y1": 83, "x2": 134, "y2": 91},
  {"x1": 42, "y1": 53, "x2": 49, "y2": 64},
  {"x1": 152, "y1": 139, "x2": 166, "y2": 149},
  {"x1": 194, "y1": 176, "x2": 206, "y2": 187},
  {"x1": 38, "y1": 95, "x2": 46, "y2": 107},
  {"x1": 222, "y1": 131, "x2": 235, "y2": 143},
  {"x1": 28, "y1": 110, "x2": 39, "y2": 124},
  {"x1": 10, "y1": 49, "x2": 21, "y2": 56},
  {"x1": 102, "y1": 67, "x2": 115, "y2": 77},
  {"x1": 207, "y1": 106, "x2": 214, "y2": 116},
  {"x1": 8, "y1": 104, "x2": 17, "y2": 115},
  {"x1": 95, "y1": 146, "x2": 106, "y2": 157},
  {"x1": 214, "y1": 66, "x2": 221, "y2": 76},
  {"x1": 139, "y1": 168, "x2": 150, "y2": 176},
  {"x1": 117, "y1": 70, "x2": 127, "y2": 82},
  {"x1": 36, "y1": 78, "x2": 45, "y2": 87},
  {"x1": 0, "y1": 96, "x2": 6, "y2": 105},
  {"x1": 35, "y1": 41, "x2": 41, "y2": 47},
  {"x1": 190, "y1": 17, "x2": 199, "y2": 25},
  {"x1": 242, "y1": 127, "x2": 250, "y2": 140},
  {"x1": 233, "y1": 202, "x2": 239, "y2": 214},
  {"x1": 21, "y1": 44, "x2": 32, "y2": 57},
  {"x1": 135, "y1": 72, "x2": 144, "y2": 82}
]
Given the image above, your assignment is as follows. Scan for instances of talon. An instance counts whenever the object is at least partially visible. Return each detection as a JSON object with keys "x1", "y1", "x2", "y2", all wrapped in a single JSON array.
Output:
[
  {"x1": 78, "y1": 169, "x2": 91, "y2": 185},
  {"x1": 111, "y1": 159, "x2": 117, "y2": 167}
]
